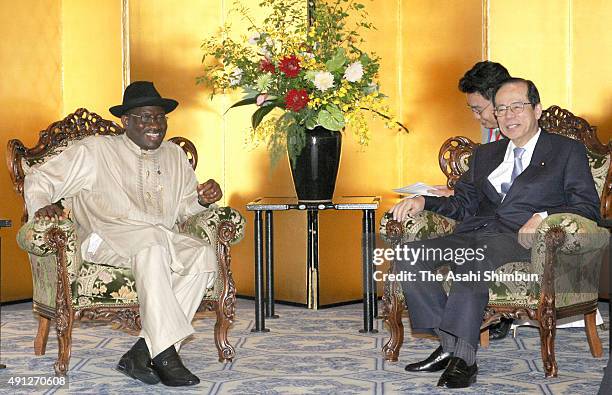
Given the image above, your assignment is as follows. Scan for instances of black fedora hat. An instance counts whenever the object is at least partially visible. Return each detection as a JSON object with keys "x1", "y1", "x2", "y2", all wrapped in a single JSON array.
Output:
[{"x1": 109, "y1": 81, "x2": 178, "y2": 117}]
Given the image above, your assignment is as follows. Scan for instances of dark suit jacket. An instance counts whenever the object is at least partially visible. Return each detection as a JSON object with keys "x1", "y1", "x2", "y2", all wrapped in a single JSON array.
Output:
[{"x1": 424, "y1": 131, "x2": 601, "y2": 234}]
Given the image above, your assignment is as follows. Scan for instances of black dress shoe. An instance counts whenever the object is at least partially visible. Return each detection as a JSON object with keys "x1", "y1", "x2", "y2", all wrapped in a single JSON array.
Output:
[
  {"x1": 152, "y1": 346, "x2": 200, "y2": 387},
  {"x1": 489, "y1": 318, "x2": 512, "y2": 341},
  {"x1": 437, "y1": 357, "x2": 478, "y2": 389},
  {"x1": 116, "y1": 346, "x2": 160, "y2": 385},
  {"x1": 405, "y1": 346, "x2": 453, "y2": 372}
]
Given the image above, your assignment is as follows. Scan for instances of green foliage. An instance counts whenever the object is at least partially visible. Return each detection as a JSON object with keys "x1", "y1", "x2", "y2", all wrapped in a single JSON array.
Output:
[{"x1": 198, "y1": 0, "x2": 407, "y2": 166}]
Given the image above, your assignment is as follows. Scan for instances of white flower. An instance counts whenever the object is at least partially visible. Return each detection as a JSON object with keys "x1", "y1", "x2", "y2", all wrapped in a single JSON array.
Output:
[
  {"x1": 248, "y1": 32, "x2": 260, "y2": 45},
  {"x1": 314, "y1": 71, "x2": 335, "y2": 92},
  {"x1": 229, "y1": 68, "x2": 243, "y2": 86},
  {"x1": 343, "y1": 61, "x2": 364, "y2": 82},
  {"x1": 256, "y1": 74, "x2": 273, "y2": 92}
]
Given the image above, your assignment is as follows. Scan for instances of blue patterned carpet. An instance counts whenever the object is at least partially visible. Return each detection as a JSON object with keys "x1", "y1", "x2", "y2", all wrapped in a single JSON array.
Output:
[{"x1": 0, "y1": 299, "x2": 609, "y2": 394}]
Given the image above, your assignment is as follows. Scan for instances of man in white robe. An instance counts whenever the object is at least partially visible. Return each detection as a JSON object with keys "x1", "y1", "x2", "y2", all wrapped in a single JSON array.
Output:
[{"x1": 24, "y1": 81, "x2": 221, "y2": 387}]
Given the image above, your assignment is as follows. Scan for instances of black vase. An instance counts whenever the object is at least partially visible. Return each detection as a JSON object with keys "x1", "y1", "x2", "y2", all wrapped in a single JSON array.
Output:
[{"x1": 289, "y1": 127, "x2": 342, "y2": 202}]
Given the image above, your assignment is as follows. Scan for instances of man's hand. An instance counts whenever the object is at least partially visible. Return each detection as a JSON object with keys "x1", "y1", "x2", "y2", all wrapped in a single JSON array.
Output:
[
  {"x1": 428, "y1": 185, "x2": 454, "y2": 197},
  {"x1": 390, "y1": 196, "x2": 425, "y2": 221},
  {"x1": 518, "y1": 214, "x2": 544, "y2": 249},
  {"x1": 34, "y1": 203, "x2": 66, "y2": 221},
  {"x1": 197, "y1": 179, "x2": 222, "y2": 205}
]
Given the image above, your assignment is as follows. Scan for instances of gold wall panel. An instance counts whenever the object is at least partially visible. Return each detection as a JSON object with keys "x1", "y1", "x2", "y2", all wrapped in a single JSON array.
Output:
[
  {"x1": 399, "y1": 0, "x2": 484, "y2": 190},
  {"x1": 0, "y1": 0, "x2": 63, "y2": 301},
  {"x1": 62, "y1": 0, "x2": 124, "y2": 118},
  {"x1": 489, "y1": 0, "x2": 612, "y2": 144},
  {"x1": 0, "y1": 0, "x2": 124, "y2": 302},
  {"x1": 572, "y1": 0, "x2": 612, "y2": 142},
  {"x1": 489, "y1": 0, "x2": 570, "y2": 109}
]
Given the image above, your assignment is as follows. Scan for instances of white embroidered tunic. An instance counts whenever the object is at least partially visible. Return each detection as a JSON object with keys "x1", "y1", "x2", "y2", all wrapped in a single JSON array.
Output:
[{"x1": 24, "y1": 133, "x2": 215, "y2": 273}]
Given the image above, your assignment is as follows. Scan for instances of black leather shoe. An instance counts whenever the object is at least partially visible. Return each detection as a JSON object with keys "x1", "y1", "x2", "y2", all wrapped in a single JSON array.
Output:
[
  {"x1": 489, "y1": 318, "x2": 512, "y2": 341},
  {"x1": 152, "y1": 346, "x2": 200, "y2": 387},
  {"x1": 405, "y1": 346, "x2": 453, "y2": 372},
  {"x1": 116, "y1": 345, "x2": 160, "y2": 385},
  {"x1": 437, "y1": 357, "x2": 478, "y2": 388}
]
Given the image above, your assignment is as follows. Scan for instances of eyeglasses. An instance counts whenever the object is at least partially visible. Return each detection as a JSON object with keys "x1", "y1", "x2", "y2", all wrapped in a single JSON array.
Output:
[
  {"x1": 467, "y1": 102, "x2": 491, "y2": 116},
  {"x1": 493, "y1": 102, "x2": 533, "y2": 117},
  {"x1": 129, "y1": 113, "x2": 168, "y2": 124}
]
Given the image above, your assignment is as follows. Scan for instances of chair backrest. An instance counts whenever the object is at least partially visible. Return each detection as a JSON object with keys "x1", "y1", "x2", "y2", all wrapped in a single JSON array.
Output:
[
  {"x1": 438, "y1": 105, "x2": 612, "y2": 218},
  {"x1": 7, "y1": 108, "x2": 199, "y2": 222}
]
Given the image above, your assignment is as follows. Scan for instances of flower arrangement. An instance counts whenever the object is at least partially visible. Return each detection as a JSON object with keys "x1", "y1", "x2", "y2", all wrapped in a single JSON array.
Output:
[{"x1": 198, "y1": 0, "x2": 408, "y2": 165}]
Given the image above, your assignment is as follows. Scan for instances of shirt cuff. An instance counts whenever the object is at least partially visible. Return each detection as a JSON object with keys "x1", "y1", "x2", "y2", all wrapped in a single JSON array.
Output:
[{"x1": 535, "y1": 211, "x2": 548, "y2": 219}]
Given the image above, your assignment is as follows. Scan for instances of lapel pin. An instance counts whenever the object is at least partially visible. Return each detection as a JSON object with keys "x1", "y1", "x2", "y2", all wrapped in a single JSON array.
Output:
[{"x1": 540, "y1": 162, "x2": 545, "y2": 166}]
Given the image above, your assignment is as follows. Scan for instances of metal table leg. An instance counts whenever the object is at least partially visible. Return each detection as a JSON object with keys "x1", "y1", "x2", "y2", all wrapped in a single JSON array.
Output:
[
  {"x1": 307, "y1": 209, "x2": 320, "y2": 310},
  {"x1": 252, "y1": 211, "x2": 269, "y2": 332},
  {"x1": 313, "y1": 210, "x2": 319, "y2": 310},
  {"x1": 360, "y1": 209, "x2": 377, "y2": 333},
  {"x1": 265, "y1": 210, "x2": 279, "y2": 318},
  {"x1": 369, "y1": 210, "x2": 379, "y2": 319}
]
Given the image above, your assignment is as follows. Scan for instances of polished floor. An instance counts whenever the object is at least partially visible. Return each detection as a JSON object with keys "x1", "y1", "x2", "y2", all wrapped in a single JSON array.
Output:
[{"x1": 0, "y1": 299, "x2": 609, "y2": 394}]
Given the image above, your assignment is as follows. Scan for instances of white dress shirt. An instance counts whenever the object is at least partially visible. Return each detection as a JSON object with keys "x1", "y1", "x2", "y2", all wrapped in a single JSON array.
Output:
[{"x1": 487, "y1": 128, "x2": 547, "y2": 218}]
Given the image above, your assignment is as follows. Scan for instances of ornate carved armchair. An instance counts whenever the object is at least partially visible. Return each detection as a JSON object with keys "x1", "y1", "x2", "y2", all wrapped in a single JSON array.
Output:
[
  {"x1": 379, "y1": 106, "x2": 610, "y2": 377},
  {"x1": 6, "y1": 108, "x2": 246, "y2": 376}
]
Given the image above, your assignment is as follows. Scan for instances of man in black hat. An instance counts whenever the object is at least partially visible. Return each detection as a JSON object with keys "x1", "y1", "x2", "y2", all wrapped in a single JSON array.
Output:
[{"x1": 25, "y1": 81, "x2": 222, "y2": 387}]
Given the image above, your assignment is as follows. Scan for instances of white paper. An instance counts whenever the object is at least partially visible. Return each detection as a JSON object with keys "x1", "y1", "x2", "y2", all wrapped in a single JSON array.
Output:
[
  {"x1": 392, "y1": 182, "x2": 439, "y2": 196},
  {"x1": 86, "y1": 233, "x2": 103, "y2": 255}
]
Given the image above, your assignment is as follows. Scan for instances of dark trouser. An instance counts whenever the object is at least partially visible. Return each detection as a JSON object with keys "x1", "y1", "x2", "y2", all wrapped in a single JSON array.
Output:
[
  {"x1": 598, "y1": 356, "x2": 612, "y2": 395},
  {"x1": 396, "y1": 230, "x2": 530, "y2": 348}
]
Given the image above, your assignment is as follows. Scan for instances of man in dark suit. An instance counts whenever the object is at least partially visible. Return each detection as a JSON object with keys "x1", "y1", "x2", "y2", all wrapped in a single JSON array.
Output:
[{"x1": 390, "y1": 77, "x2": 601, "y2": 388}]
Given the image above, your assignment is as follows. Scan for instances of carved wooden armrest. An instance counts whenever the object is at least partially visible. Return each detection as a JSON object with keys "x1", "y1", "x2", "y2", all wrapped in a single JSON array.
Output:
[
  {"x1": 530, "y1": 213, "x2": 608, "y2": 299},
  {"x1": 179, "y1": 206, "x2": 246, "y2": 247}
]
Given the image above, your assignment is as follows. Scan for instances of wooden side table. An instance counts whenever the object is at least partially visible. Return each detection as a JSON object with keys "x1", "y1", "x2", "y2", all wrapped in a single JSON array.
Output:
[{"x1": 246, "y1": 196, "x2": 380, "y2": 333}]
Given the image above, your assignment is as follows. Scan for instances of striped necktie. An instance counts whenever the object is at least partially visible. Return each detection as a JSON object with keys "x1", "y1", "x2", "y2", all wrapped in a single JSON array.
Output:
[{"x1": 500, "y1": 147, "x2": 526, "y2": 196}]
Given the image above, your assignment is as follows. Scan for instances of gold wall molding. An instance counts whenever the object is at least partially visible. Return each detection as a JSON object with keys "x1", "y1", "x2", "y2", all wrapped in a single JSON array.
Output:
[
  {"x1": 122, "y1": 0, "x2": 130, "y2": 89},
  {"x1": 482, "y1": 0, "x2": 489, "y2": 59}
]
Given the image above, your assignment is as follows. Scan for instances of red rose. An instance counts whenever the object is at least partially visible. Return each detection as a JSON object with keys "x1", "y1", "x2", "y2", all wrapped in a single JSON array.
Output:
[
  {"x1": 279, "y1": 55, "x2": 301, "y2": 78},
  {"x1": 285, "y1": 89, "x2": 309, "y2": 112},
  {"x1": 260, "y1": 58, "x2": 276, "y2": 73}
]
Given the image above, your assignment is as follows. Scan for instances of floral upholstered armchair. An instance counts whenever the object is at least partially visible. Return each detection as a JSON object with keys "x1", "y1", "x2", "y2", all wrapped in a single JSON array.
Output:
[
  {"x1": 7, "y1": 108, "x2": 246, "y2": 376},
  {"x1": 379, "y1": 106, "x2": 610, "y2": 378}
]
